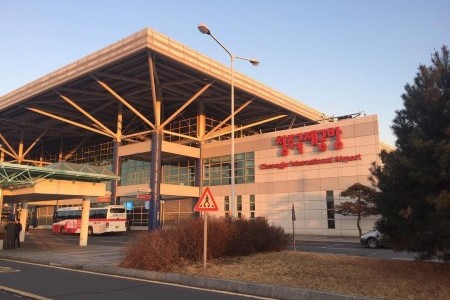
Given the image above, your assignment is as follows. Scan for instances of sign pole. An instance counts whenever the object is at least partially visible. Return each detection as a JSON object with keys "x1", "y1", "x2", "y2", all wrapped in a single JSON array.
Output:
[
  {"x1": 291, "y1": 203, "x2": 296, "y2": 251},
  {"x1": 194, "y1": 187, "x2": 218, "y2": 270},
  {"x1": 203, "y1": 212, "x2": 208, "y2": 270}
]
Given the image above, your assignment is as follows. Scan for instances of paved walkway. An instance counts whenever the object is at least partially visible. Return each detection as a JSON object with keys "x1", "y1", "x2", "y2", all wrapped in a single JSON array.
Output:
[{"x1": 0, "y1": 234, "x2": 372, "y2": 300}]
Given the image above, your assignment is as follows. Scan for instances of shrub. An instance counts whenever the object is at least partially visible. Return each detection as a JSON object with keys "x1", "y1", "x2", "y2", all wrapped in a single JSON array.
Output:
[
  {"x1": 120, "y1": 230, "x2": 179, "y2": 271},
  {"x1": 121, "y1": 217, "x2": 290, "y2": 271}
]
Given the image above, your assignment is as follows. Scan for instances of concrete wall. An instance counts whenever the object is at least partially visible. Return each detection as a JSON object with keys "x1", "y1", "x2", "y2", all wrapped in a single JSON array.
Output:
[{"x1": 203, "y1": 115, "x2": 381, "y2": 236}]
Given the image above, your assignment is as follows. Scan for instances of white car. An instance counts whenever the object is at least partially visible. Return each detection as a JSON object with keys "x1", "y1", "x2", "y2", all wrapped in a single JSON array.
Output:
[{"x1": 360, "y1": 230, "x2": 386, "y2": 248}]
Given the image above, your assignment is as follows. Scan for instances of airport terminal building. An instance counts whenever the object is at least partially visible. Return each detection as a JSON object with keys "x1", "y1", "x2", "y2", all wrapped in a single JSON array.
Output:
[{"x1": 0, "y1": 28, "x2": 392, "y2": 236}]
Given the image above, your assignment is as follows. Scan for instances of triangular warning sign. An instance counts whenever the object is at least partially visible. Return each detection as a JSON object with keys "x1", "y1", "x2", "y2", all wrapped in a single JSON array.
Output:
[{"x1": 194, "y1": 187, "x2": 218, "y2": 212}]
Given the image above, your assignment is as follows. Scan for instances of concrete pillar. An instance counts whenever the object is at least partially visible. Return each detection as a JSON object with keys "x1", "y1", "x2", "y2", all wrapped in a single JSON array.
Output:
[
  {"x1": 111, "y1": 103, "x2": 123, "y2": 205},
  {"x1": 111, "y1": 140, "x2": 121, "y2": 205},
  {"x1": 12, "y1": 203, "x2": 17, "y2": 220},
  {"x1": 79, "y1": 198, "x2": 90, "y2": 246},
  {"x1": 0, "y1": 188, "x2": 3, "y2": 218},
  {"x1": 149, "y1": 131, "x2": 162, "y2": 231},
  {"x1": 19, "y1": 203, "x2": 28, "y2": 242},
  {"x1": 0, "y1": 188, "x2": 3, "y2": 250}
]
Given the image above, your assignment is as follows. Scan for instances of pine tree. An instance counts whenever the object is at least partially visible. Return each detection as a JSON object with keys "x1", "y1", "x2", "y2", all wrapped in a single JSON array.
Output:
[
  {"x1": 335, "y1": 183, "x2": 377, "y2": 237},
  {"x1": 371, "y1": 46, "x2": 450, "y2": 260}
]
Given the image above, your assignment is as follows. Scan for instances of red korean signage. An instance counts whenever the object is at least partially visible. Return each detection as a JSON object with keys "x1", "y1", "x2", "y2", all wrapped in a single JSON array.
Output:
[{"x1": 276, "y1": 126, "x2": 343, "y2": 156}]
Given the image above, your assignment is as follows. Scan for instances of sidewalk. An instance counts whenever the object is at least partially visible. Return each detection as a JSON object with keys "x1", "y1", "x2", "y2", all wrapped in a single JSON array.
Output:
[{"x1": 0, "y1": 235, "x2": 372, "y2": 300}]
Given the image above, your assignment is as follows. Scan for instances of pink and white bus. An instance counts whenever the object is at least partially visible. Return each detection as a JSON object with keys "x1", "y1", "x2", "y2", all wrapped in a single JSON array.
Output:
[{"x1": 52, "y1": 205, "x2": 128, "y2": 235}]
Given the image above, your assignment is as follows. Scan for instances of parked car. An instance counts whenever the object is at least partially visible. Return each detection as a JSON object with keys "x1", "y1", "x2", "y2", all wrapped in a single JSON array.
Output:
[{"x1": 360, "y1": 230, "x2": 386, "y2": 248}]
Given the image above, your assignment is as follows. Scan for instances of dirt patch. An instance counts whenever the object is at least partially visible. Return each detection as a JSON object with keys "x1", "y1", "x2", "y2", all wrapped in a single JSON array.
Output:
[{"x1": 172, "y1": 251, "x2": 450, "y2": 300}]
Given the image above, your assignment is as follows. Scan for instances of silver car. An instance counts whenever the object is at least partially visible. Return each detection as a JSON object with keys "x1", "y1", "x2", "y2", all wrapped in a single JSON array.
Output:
[{"x1": 360, "y1": 230, "x2": 385, "y2": 248}]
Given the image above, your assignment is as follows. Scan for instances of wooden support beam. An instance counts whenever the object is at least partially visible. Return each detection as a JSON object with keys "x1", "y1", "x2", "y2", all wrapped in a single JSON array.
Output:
[
  {"x1": 162, "y1": 130, "x2": 200, "y2": 142},
  {"x1": 0, "y1": 133, "x2": 18, "y2": 159},
  {"x1": 92, "y1": 75, "x2": 156, "y2": 131},
  {"x1": 122, "y1": 130, "x2": 153, "y2": 139},
  {"x1": 63, "y1": 136, "x2": 89, "y2": 161},
  {"x1": 18, "y1": 130, "x2": 24, "y2": 163},
  {"x1": 57, "y1": 92, "x2": 117, "y2": 138},
  {"x1": 204, "y1": 100, "x2": 252, "y2": 139},
  {"x1": 26, "y1": 107, "x2": 114, "y2": 138},
  {"x1": 21, "y1": 128, "x2": 49, "y2": 159},
  {"x1": 148, "y1": 54, "x2": 161, "y2": 129},
  {"x1": 160, "y1": 83, "x2": 213, "y2": 129},
  {"x1": 204, "y1": 115, "x2": 287, "y2": 141}
]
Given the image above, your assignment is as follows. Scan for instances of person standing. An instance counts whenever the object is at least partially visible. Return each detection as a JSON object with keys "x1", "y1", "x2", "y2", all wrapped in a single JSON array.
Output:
[
  {"x1": 14, "y1": 219, "x2": 22, "y2": 248},
  {"x1": 5, "y1": 218, "x2": 16, "y2": 249}
]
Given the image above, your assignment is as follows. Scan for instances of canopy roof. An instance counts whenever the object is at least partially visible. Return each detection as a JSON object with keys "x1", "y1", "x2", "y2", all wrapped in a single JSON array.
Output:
[
  {"x1": 0, "y1": 28, "x2": 327, "y2": 160},
  {"x1": 0, "y1": 162, "x2": 119, "y2": 190}
]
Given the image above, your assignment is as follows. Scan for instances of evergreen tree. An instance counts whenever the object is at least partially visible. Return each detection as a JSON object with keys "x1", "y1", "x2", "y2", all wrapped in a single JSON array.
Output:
[
  {"x1": 335, "y1": 183, "x2": 377, "y2": 237},
  {"x1": 371, "y1": 46, "x2": 450, "y2": 260}
]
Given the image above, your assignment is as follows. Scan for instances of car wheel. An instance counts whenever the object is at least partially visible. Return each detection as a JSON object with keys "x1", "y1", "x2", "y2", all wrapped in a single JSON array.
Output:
[
  {"x1": 88, "y1": 226, "x2": 93, "y2": 236},
  {"x1": 60, "y1": 227, "x2": 65, "y2": 235},
  {"x1": 367, "y1": 237, "x2": 379, "y2": 249}
]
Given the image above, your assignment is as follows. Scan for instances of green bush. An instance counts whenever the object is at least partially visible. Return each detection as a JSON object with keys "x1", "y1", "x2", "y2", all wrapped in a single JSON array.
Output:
[{"x1": 121, "y1": 217, "x2": 290, "y2": 271}]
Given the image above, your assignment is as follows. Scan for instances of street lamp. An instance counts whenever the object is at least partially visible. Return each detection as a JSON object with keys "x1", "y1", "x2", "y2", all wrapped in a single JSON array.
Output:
[{"x1": 198, "y1": 23, "x2": 259, "y2": 218}]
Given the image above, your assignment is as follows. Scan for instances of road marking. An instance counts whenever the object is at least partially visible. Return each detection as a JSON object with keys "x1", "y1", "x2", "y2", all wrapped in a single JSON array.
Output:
[
  {"x1": 0, "y1": 259, "x2": 275, "y2": 300},
  {"x1": 98, "y1": 240, "x2": 129, "y2": 244},
  {"x1": 367, "y1": 250, "x2": 391, "y2": 255},
  {"x1": 0, "y1": 266, "x2": 20, "y2": 273},
  {"x1": 0, "y1": 285, "x2": 51, "y2": 300},
  {"x1": 320, "y1": 244, "x2": 344, "y2": 248},
  {"x1": 327, "y1": 247, "x2": 359, "y2": 251},
  {"x1": 297, "y1": 245, "x2": 358, "y2": 251}
]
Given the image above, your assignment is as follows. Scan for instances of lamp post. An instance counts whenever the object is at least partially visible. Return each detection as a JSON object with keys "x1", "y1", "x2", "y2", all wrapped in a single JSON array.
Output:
[{"x1": 198, "y1": 23, "x2": 259, "y2": 218}]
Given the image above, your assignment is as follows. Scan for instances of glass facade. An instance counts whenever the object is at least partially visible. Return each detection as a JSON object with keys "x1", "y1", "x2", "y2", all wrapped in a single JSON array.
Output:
[
  {"x1": 120, "y1": 159, "x2": 151, "y2": 186},
  {"x1": 120, "y1": 159, "x2": 196, "y2": 186},
  {"x1": 203, "y1": 152, "x2": 255, "y2": 186},
  {"x1": 121, "y1": 198, "x2": 195, "y2": 227},
  {"x1": 162, "y1": 161, "x2": 196, "y2": 186}
]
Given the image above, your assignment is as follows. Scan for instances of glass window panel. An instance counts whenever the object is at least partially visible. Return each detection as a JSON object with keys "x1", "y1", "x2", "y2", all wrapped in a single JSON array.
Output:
[
  {"x1": 211, "y1": 157, "x2": 221, "y2": 163},
  {"x1": 328, "y1": 219, "x2": 336, "y2": 229},
  {"x1": 201, "y1": 152, "x2": 254, "y2": 186},
  {"x1": 235, "y1": 161, "x2": 245, "y2": 169},
  {"x1": 211, "y1": 178, "x2": 221, "y2": 185},
  {"x1": 236, "y1": 153, "x2": 245, "y2": 160},
  {"x1": 327, "y1": 210, "x2": 335, "y2": 219}
]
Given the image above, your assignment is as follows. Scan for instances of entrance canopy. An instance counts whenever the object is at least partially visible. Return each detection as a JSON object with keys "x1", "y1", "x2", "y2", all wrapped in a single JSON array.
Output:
[{"x1": 0, "y1": 162, "x2": 119, "y2": 202}]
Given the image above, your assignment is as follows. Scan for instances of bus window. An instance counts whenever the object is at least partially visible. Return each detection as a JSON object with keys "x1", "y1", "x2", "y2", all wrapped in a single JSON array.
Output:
[{"x1": 110, "y1": 208, "x2": 125, "y2": 214}]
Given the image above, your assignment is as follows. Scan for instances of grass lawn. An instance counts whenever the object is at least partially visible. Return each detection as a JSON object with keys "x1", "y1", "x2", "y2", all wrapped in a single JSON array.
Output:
[{"x1": 173, "y1": 251, "x2": 450, "y2": 300}]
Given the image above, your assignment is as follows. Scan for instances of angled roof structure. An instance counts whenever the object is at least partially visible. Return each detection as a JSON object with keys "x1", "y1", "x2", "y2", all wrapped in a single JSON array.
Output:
[
  {"x1": 0, "y1": 27, "x2": 328, "y2": 163},
  {"x1": 0, "y1": 162, "x2": 119, "y2": 190}
]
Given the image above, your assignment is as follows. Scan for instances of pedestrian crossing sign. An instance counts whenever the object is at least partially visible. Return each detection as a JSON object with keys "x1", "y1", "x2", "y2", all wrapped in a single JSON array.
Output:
[{"x1": 194, "y1": 187, "x2": 218, "y2": 212}]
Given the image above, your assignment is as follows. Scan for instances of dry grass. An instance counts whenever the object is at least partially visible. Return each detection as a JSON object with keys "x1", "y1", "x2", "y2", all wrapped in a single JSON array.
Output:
[{"x1": 172, "y1": 251, "x2": 450, "y2": 300}]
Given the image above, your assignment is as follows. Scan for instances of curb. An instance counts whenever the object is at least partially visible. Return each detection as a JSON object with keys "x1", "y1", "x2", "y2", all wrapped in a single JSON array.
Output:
[
  {"x1": 0, "y1": 254, "x2": 375, "y2": 300},
  {"x1": 83, "y1": 264, "x2": 375, "y2": 300}
]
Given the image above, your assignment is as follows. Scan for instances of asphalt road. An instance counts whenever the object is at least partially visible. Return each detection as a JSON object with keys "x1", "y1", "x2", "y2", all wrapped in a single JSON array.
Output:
[
  {"x1": 293, "y1": 241, "x2": 417, "y2": 260},
  {"x1": 22, "y1": 229, "x2": 417, "y2": 260},
  {"x1": 0, "y1": 229, "x2": 418, "y2": 299},
  {"x1": 0, "y1": 259, "x2": 268, "y2": 300}
]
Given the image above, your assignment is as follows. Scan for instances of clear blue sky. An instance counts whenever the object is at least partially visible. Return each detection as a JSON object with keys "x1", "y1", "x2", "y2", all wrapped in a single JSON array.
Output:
[{"x1": 1, "y1": 0, "x2": 449, "y2": 146}]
